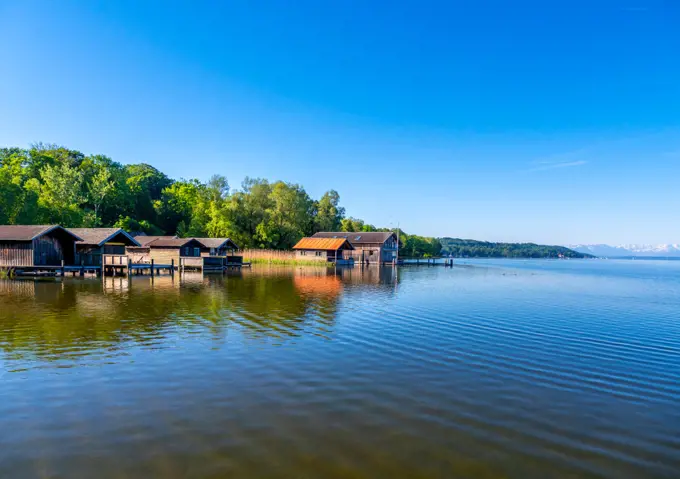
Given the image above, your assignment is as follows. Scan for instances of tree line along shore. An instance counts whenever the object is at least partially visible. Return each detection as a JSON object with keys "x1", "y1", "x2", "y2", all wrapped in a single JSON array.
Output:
[{"x1": 0, "y1": 144, "x2": 588, "y2": 259}]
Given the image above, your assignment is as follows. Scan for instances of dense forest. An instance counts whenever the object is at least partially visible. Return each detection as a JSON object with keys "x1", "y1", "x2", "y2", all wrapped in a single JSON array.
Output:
[
  {"x1": 0, "y1": 144, "x2": 591, "y2": 258},
  {"x1": 0, "y1": 143, "x2": 439, "y2": 254},
  {"x1": 439, "y1": 238, "x2": 592, "y2": 258}
]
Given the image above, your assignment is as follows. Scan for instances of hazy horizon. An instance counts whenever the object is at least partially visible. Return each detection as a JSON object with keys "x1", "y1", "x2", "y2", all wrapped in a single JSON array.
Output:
[{"x1": 1, "y1": 1, "x2": 678, "y2": 244}]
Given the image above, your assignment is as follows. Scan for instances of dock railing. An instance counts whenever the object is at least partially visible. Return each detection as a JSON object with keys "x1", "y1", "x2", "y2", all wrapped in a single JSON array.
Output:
[{"x1": 103, "y1": 254, "x2": 129, "y2": 266}]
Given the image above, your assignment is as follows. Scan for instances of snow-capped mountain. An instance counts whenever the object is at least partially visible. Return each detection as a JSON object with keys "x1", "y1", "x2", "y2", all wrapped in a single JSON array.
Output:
[{"x1": 568, "y1": 244, "x2": 680, "y2": 257}]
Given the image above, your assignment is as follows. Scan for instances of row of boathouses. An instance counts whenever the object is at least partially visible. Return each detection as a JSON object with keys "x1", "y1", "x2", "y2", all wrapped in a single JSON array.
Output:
[
  {"x1": 0, "y1": 226, "x2": 241, "y2": 269},
  {"x1": 0, "y1": 225, "x2": 399, "y2": 272}
]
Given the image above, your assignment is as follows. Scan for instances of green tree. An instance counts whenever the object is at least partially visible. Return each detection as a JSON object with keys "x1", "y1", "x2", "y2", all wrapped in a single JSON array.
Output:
[
  {"x1": 260, "y1": 181, "x2": 314, "y2": 249},
  {"x1": 314, "y1": 189, "x2": 345, "y2": 232},
  {"x1": 125, "y1": 164, "x2": 172, "y2": 226},
  {"x1": 86, "y1": 159, "x2": 115, "y2": 226},
  {"x1": 35, "y1": 161, "x2": 85, "y2": 225}
]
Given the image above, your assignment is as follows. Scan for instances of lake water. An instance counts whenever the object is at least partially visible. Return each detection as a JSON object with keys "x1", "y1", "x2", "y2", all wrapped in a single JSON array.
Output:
[{"x1": 1, "y1": 260, "x2": 679, "y2": 478}]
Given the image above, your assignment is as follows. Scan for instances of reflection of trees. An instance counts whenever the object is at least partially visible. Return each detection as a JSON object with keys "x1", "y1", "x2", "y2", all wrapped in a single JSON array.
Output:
[
  {"x1": 0, "y1": 269, "x2": 328, "y2": 362},
  {"x1": 0, "y1": 267, "x2": 398, "y2": 363}
]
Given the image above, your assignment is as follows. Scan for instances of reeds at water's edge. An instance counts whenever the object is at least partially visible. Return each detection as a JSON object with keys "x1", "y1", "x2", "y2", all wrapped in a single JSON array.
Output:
[{"x1": 241, "y1": 249, "x2": 331, "y2": 267}]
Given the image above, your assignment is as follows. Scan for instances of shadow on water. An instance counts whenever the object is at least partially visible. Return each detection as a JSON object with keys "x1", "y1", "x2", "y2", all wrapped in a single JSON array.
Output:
[{"x1": 0, "y1": 266, "x2": 398, "y2": 363}]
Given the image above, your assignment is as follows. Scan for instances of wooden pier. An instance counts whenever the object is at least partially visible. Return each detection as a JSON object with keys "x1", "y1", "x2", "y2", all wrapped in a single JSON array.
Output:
[
  {"x1": 1, "y1": 254, "x2": 251, "y2": 278},
  {"x1": 398, "y1": 257, "x2": 455, "y2": 267}
]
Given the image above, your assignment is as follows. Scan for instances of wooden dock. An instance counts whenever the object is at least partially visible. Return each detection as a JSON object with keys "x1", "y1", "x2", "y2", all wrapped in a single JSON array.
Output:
[
  {"x1": 1, "y1": 254, "x2": 251, "y2": 278},
  {"x1": 398, "y1": 257, "x2": 455, "y2": 267}
]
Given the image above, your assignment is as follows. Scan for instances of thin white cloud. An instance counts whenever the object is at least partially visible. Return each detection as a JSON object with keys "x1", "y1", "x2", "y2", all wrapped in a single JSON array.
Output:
[{"x1": 527, "y1": 160, "x2": 588, "y2": 172}]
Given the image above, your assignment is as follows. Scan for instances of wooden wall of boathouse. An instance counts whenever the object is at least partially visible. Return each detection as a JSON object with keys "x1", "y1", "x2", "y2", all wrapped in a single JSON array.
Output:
[
  {"x1": 75, "y1": 244, "x2": 126, "y2": 266},
  {"x1": 126, "y1": 247, "x2": 150, "y2": 263},
  {"x1": 0, "y1": 241, "x2": 33, "y2": 266},
  {"x1": 296, "y1": 250, "x2": 331, "y2": 262},
  {"x1": 148, "y1": 247, "x2": 200, "y2": 266},
  {"x1": 33, "y1": 233, "x2": 72, "y2": 265}
]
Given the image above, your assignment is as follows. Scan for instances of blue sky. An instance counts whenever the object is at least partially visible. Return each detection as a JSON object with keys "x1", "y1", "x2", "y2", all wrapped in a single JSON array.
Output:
[{"x1": 1, "y1": 0, "x2": 679, "y2": 244}]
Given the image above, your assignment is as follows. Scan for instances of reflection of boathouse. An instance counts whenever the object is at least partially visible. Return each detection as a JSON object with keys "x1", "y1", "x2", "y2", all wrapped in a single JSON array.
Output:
[{"x1": 293, "y1": 273, "x2": 343, "y2": 298}]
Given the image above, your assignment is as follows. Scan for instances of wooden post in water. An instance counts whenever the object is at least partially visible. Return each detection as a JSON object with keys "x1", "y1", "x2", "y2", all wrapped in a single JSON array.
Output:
[
  {"x1": 80, "y1": 259, "x2": 84, "y2": 277},
  {"x1": 126, "y1": 256, "x2": 130, "y2": 276},
  {"x1": 171, "y1": 259, "x2": 175, "y2": 277},
  {"x1": 60, "y1": 260, "x2": 65, "y2": 277},
  {"x1": 151, "y1": 259, "x2": 155, "y2": 277}
]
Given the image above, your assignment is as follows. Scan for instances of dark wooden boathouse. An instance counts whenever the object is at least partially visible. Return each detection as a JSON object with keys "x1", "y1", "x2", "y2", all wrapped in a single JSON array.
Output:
[
  {"x1": 193, "y1": 238, "x2": 239, "y2": 257},
  {"x1": 127, "y1": 236, "x2": 205, "y2": 266},
  {"x1": 0, "y1": 225, "x2": 82, "y2": 267},
  {"x1": 69, "y1": 228, "x2": 141, "y2": 266}
]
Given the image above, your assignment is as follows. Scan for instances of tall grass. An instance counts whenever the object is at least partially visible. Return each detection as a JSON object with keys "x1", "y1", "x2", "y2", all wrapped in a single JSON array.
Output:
[
  {"x1": 242, "y1": 249, "x2": 333, "y2": 267},
  {"x1": 247, "y1": 257, "x2": 331, "y2": 267}
]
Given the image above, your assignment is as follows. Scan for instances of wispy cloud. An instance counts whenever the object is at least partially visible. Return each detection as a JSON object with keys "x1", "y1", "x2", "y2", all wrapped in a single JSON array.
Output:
[
  {"x1": 531, "y1": 160, "x2": 587, "y2": 171},
  {"x1": 526, "y1": 159, "x2": 588, "y2": 173}
]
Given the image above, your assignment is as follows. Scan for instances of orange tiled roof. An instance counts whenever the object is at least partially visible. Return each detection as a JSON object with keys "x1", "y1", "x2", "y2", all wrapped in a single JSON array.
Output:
[{"x1": 293, "y1": 237, "x2": 354, "y2": 251}]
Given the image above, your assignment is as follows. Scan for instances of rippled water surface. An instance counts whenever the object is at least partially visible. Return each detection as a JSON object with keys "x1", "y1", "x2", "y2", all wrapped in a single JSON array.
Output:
[{"x1": 1, "y1": 260, "x2": 679, "y2": 478}]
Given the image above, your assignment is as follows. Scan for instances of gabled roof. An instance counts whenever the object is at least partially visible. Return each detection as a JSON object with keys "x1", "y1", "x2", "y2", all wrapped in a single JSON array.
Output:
[
  {"x1": 293, "y1": 237, "x2": 354, "y2": 251},
  {"x1": 146, "y1": 237, "x2": 203, "y2": 248},
  {"x1": 0, "y1": 225, "x2": 83, "y2": 242},
  {"x1": 193, "y1": 238, "x2": 239, "y2": 250},
  {"x1": 69, "y1": 228, "x2": 140, "y2": 247},
  {"x1": 311, "y1": 231, "x2": 397, "y2": 245},
  {"x1": 133, "y1": 235, "x2": 178, "y2": 247}
]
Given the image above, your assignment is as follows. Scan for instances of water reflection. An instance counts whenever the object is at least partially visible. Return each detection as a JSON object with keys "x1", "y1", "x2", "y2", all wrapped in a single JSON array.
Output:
[
  {"x1": 0, "y1": 266, "x2": 397, "y2": 365},
  {"x1": 2, "y1": 262, "x2": 680, "y2": 478}
]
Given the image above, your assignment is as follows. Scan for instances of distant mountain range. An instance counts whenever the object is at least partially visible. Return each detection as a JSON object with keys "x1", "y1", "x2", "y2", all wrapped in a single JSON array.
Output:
[{"x1": 568, "y1": 244, "x2": 680, "y2": 258}]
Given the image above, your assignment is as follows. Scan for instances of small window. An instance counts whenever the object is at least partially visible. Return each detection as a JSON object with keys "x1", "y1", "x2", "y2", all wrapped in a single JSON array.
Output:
[
  {"x1": 194, "y1": 247, "x2": 200, "y2": 256},
  {"x1": 316, "y1": 251, "x2": 323, "y2": 257},
  {"x1": 300, "y1": 251, "x2": 306, "y2": 256},
  {"x1": 355, "y1": 236, "x2": 361, "y2": 241}
]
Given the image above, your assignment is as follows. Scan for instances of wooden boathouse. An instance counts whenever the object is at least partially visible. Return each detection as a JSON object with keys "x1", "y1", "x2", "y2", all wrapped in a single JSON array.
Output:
[
  {"x1": 194, "y1": 238, "x2": 239, "y2": 257},
  {"x1": 311, "y1": 231, "x2": 399, "y2": 265},
  {"x1": 293, "y1": 237, "x2": 355, "y2": 265},
  {"x1": 69, "y1": 228, "x2": 141, "y2": 266},
  {"x1": 127, "y1": 236, "x2": 204, "y2": 267},
  {"x1": 0, "y1": 225, "x2": 82, "y2": 268}
]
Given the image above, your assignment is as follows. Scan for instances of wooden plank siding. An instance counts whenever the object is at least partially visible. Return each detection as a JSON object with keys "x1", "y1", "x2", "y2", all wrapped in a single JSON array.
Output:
[
  {"x1": 0, "y1": 241, "x2": 33, "y2": 266},
  {"x1": 75, "y1": 244, "x2": 126, "y2": 266},
  {"x1": 148, "y1": 247, "x2": 200, "y2": 266},
  {"x1": 296, "y1": 250, "x2": 330, "y2": 262},
  {"x1": 33, "y1": 234, "x2": 70, "y2": 266}
]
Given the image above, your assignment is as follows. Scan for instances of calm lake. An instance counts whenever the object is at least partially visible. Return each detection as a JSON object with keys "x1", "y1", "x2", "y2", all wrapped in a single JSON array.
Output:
[{"x1": 1, "y1": 260, "x2": 679, "y2": 478}]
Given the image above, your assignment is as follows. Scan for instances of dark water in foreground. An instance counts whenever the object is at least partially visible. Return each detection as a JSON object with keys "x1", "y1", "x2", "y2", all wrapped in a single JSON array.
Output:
[{"x1": 1, "y1": 260, "x2": 679, "y2": 478}]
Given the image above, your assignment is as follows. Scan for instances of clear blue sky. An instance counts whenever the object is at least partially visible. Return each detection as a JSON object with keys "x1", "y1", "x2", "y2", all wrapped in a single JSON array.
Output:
[{"x1": 1, "y1": 0, "x2": 679, "y2": 245}]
